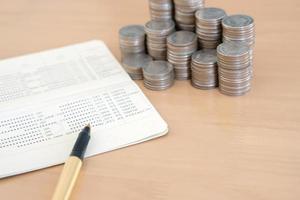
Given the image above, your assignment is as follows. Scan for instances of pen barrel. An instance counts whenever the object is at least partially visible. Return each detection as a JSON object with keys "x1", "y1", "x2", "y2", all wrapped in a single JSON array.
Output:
[{"x1": 52, "y1": 156, "x2": 83, "y2": 200}]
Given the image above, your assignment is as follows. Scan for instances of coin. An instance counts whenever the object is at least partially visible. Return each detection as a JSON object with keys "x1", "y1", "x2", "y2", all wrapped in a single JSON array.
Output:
[
  {"x1": 119, "y1": 25, "x2": 146, "y2": 56},
  {"x1": 222, "y1": 14, "x2": 255, "y2": 48},
  {"x1": 174, "y1": 0, "x2": 205, "y2": 31},
  {"x1": 149, "y1": 0, "x2": 174, "y2": 21},
  {"x1": 167, "y1": 30, "x2": 198, "y2": 47},
  {"x1": 143, "y1": 60, "x2": 175, "y2": 90},
  {"x1": 191, "y1": 49, "x2": 218, "y2": 89},
  {"x1": 195, "y1": 7, "x2": 226, "y2": 49},
  {"x1": 217, "y1": 42, "x2": 252, "y2": 96},
  {"x1": 119, "y1": 25, "x2": 145, "y2": 38},
  {"x1": 196, "y1": 7, "x2": 226, "y2": 22},
  {"x1": 217, "y1": 42, "x2": 249, "y2": 59},
  {"x1": 167, "y1": 31, "x2": 198, "y2": 80},
  {"x1": 122, "y1": 53, "x2": 153, "y2": 80},
  {"x1": 222, "y1": 15, "x2": 254, "y2": 30},
  {"x1": 222, "y1": 15, "x2": 255, "y2": 75},
  {"x1": 145, "y1": 20, "x2": 176, "y2": 60}
]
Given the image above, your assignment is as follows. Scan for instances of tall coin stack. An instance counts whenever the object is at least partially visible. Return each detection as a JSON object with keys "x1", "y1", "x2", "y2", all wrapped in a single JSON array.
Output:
[
  {"x1": 143, "y1": 60, "x2": 175, "y2": 90},
  {"x1": 122, "y1": 54, "x2": 153, "y2": 80},
  {"x1": 195, "y1": 7, "x2": 226, "y2": 49},
  {"x1": 217, "y1": 42, "x2": 251, "y2": 96},
  {"x1": 119, "y1": 25, "x2": 146, "y2": 58},
  {"x1": 149, "y1": 0, "x2": 174, "y2": 21},
  {"x1": 174, "y1": 0, "x2": 205, "y2": 31},
  {"x1": 222, "y1": 15, "x2": 255, "y2": 73},
  {"x1": 191, "y1": 49, "x2": 218, "y2": 89},
  {"x1": 145, "y1": 20, "x2": 176, "y2": 60},
  {"x1": 167, "y1": 31, "x2": 198, "y2": 80}
]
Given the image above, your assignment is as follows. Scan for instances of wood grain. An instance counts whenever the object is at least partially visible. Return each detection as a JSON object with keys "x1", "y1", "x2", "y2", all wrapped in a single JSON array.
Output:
[{"x1": 0, "y1": 0, "x2": 300, "y2": 199}]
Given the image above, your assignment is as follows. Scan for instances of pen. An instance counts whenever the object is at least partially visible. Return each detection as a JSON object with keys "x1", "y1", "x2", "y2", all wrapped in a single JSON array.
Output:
[{"x1": 52, "y1": 125, "x2": 91, "y2": 200}]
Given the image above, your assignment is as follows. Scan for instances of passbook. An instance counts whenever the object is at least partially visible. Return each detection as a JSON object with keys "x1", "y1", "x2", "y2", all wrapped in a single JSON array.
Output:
[{"x1": 0, "y1": 40, "x2": 168, "y2": 178}]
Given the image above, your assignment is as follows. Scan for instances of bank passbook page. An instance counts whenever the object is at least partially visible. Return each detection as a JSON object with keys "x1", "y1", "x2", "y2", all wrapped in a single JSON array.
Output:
[{"x1": 0, "y1": 40, "x2": 168, "y2": 178}]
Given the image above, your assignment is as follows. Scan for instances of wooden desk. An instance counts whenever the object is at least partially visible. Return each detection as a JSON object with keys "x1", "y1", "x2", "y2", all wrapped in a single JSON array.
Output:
[{"x1": 0, "y1": 0, "x2": 299, "y2": 199}]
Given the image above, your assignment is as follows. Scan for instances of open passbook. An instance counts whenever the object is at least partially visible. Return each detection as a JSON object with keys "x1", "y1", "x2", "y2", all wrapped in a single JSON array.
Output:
[{"x1": 0, "y1": 40, "x2": 168, "y2": 178}]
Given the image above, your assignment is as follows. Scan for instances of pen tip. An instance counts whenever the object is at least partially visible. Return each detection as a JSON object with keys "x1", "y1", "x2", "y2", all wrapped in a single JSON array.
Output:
[{"x1": 87, "y1": 123, "x2": 91, "y2": 128}]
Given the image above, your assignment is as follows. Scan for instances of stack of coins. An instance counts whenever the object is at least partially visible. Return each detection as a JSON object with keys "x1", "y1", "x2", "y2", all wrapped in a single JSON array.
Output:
[
  {"x1": 145, "y1": 20, "x2": 176, "y2": 60},
  {"x1": 167, "y1": 31, "x2": 198, "y2": 80},
  {"x1": 122, "y1": 53, "x2": 153, "y2": 80},
  {"x1": 174, "y1": 0, "x2": 205, "y2": 31},
  {"x1": 217, "y1": 42, "x2": 251, "y2": 96},
  {"x1": 119, "y1": 25, "x2": 146, "y2": 58},
  {"x1": 143, "y1": 60, "x2": 175, "y2": 90},
  {"x1": 191, "y1": 49, "x2": 218, "y2": 89},
  {"x1": 222, "y1": 15, "x2": 255, "y2": 72},
  {"x1": 149, "y1": 0, "x2": 174, "y2": 21},
  {"x1": 195, "y1": 7, "x2": 227, "y2": 49}
]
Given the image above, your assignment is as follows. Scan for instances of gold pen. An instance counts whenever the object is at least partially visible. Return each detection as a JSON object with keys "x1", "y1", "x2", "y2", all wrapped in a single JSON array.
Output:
[{"x1": 52, "y1": 125, "x2": 91, "y2": 200}]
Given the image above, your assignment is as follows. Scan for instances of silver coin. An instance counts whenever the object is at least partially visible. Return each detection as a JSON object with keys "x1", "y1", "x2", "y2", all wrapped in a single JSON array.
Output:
[
  {"x1": 195, "y1": 7, "x2": 226, "y2": 49},
  {"x1": 167, "y1": 31, "x2": 197, "y2": 47},
  {"x1": 222, "y1": 15, "x2": 254, "y2": 29},
  {"x1": 119, "y1": 25, "x2": 146, "y2": 57},
  {"x1": 145, "y1": 20, "x2": 175, "y2": 60},
  {"x1": 219, "y1": 86, "x2": 251, "y2": 96},
  {"x1": 143, "y1": 60, "x2": 173, "y2": 77},
  {"x1": 192, "y1": 49, "x2": 217, "y2": 65},
  {"x1": 149, "y1": 0, "x2": 173, "y2": 21},
  {"x1": 144, "y1": 78, "x2": 173, "y2": 86},
  {"x1": 175, "y1": 10, "x2": 195, "y2": 24},
  {"x1": 122, "y1": 53, "x2": 153, "y2": 79},
  {"x1": 122, "y1": 53, "x2": 152, "y2": 68},
  {"x1": 176, "y1": 23, "x2": 196, "y2": 31},
  {"x1": 217, "y1": 41, "x2": 252, "y2": 96},
  {"x1": 195, "y1": 7, "x2": 226, "y2": 22},
  {"x1": 143, "y1": 61, "x2": 174, "y2": 91},
  {"x1": 119, "y1": 25, "x2": 145, "y2": 39},
  {"x1": 144, "y1": 83, "x2": 174, "y2": 91},
  {"x1": 149, "y1": 0, "x2": 173, "y2": 10},
  {"x1": 145, "y1": 72, "x2": 174, "y2": 82},
  {"x1": 120, "y1": 46, "x2": 145, "y2": 54},
  {"x1": 167, "y1": 31, "x2": 197, "y2": 80},
  {"x1": 145, "y1": 20, "x2": 175, "y2": 34},
  {"x1": 217, "y1": 42, "x2": 249, "y2": 58},
  {"x1": 191, "y1": 49, "x2": 218, "y2": 90},
  {"x1": 174, "y1": 0, "x2": 205, "y2": 9}
]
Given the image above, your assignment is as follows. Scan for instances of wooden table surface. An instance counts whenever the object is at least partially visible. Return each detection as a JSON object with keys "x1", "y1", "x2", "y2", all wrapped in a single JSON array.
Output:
[{"x1": 0, "y1": 0, "x2": 300, "y2": 199}]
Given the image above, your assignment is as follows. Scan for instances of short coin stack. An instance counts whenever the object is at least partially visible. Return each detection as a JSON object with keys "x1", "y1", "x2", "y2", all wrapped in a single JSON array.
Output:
[
  {"x1": 195, "y1": 7, "x2": 226, "y2": 49},
  {"x1": 222, "y1": 15, "x2": 255, "y2": 72},
  {"x1": 167, "y1": 31, "x2": 198, "y2": 80},
  {"x1": 143, "y1": 60, "x2": 175, "y2": 90},
  {"x1": 119, "y1": 25, "x2": 146, "y2": 58},
  {"x1": 174, "y1": 0, "x2": 205, "y2": 31},
  {"x1": 149, "y1": 0, "x2": 174, "y2": 21},
  {"x1": 122, "y1": 53, "x2": 153, "y2": 80},
  {"x1": 217, "y1": 42, "x2": 251, "y2": 96},
  {"x1": 145, "y1": 20, "x2": 176, "y2": 60},
  {"x1": 191, "y1": 49, "x2": 218, "y2": 89}
]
